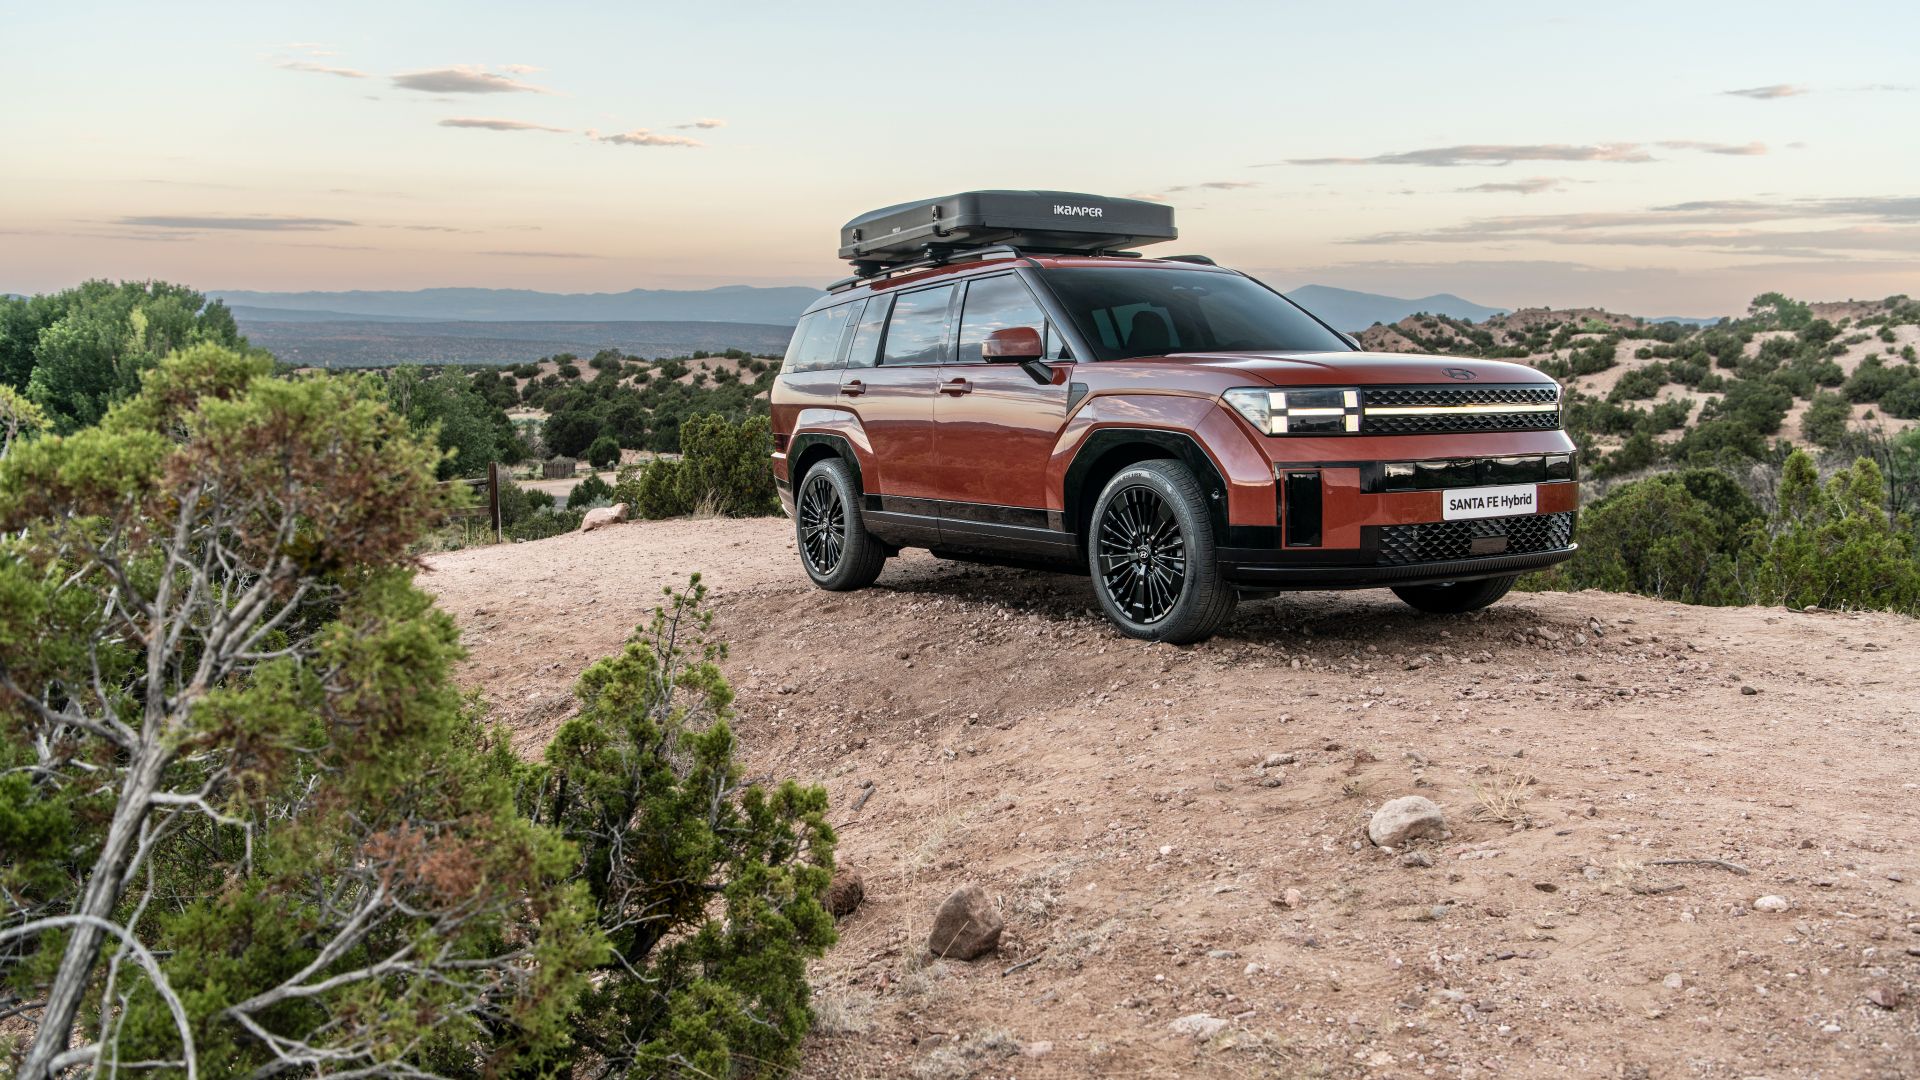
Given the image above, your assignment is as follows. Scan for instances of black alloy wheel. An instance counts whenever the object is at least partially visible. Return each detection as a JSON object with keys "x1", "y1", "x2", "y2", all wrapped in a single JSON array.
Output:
[
  {"x1": 1097, "y1": 485, "x2": 1187, "y2": 625},
  {"x1": 1086, "y1": 460, "x2": 1236, "y2": 644},
  {"x1": 794, "y1": 457, "x2": 887, "y2": 591},
  {"x1": 799, "y1": 471, "x2": 846, "y2": 576}
]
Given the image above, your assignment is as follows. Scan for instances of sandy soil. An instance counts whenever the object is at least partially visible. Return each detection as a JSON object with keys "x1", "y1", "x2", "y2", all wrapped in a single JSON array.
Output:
[{"x1": 423, "y1": 520, "x2": 1920, "y2": 1079}]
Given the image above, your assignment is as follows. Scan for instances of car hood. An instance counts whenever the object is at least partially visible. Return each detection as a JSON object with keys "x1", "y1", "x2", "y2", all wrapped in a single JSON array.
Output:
[{"x1": 1143, "y1": 351, "x2": 1555, "y2": 387}]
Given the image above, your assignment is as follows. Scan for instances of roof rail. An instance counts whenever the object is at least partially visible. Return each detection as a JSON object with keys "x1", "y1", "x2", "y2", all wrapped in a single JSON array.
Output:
[{"x1": 826, "y1": 243, "x2": 1141, "y2": 293}]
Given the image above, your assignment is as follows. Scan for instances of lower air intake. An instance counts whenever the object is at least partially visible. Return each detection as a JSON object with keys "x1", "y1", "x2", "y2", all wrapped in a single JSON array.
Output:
[{"x1": 1376, "y1": 511, "x2": 1575, "y2": 566}]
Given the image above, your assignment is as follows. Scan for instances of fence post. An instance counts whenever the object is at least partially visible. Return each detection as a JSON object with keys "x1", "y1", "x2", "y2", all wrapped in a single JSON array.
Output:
[{"x1": 489, "y1": 461, "x2": 502, "y2": 543}]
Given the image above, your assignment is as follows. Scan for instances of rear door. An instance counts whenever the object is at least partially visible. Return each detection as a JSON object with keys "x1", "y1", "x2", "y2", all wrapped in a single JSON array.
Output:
[
  {"x1": 850, "y1": 283, "x2": 952, "y2": 503},
  {"x1": 933, "y1": 272, "x2": 1072, "y2": 521}
]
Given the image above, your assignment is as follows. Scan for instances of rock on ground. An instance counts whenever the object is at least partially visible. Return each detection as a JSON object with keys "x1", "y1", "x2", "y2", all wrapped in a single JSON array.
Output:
[
  {"x1": 928, "y1": 884, "x2": 1005, "y2": 960},
  {"x1": 1369, "y1": 795, "x2": 1448, "y2": 847},
  {"x1": 579, "y1": 503, "x2": 630, "y2": 532},
  {"x1": 827, "y1": 869, "x2": 864, "y2": 918}
]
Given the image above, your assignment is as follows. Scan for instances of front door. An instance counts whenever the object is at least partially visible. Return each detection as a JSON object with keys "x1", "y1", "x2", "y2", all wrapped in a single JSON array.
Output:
[{"x1": 933, "y1": 272, "x2": 1072, "y2": 529}]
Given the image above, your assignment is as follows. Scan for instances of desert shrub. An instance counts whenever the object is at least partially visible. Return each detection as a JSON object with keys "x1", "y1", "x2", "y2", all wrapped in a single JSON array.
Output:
[
  {"x1": 505, "y1": 507, "x2": 584, "y2": 541},
  {"x1": 676, "y1": 414, "x2": 778, "y2": 516},
  {"x1": 1568, "y1": 337, "x2": 1620, "y2": 376},
  {"x1": 1529, "y1": 469, "x2": 1758, "y2": 603},
  {"x1": 1609, "y1": 364, "x2": 1665, "y2": 401},
  {"x1": 528, "y1": 580, "x2": 835, "y2": 1077},
  {"x1": 587, "y1": 433, "x2": 621, "y2": 469},
  {"x1": 1844, "y1": 354, "x2": 1917, "y2": 403},
  {"x1": 621, "y1": 457, "x2": 693, "y2": 519},
  {"x1": 495, "y1": 478, "x2": 556, "y2": 527},
  {"x1": 1744, "y1": 451, "x2": 1920, "y2": 611},
  {"x1": 0, "y1": 345, "x2": 600, "y2": 1075},
  {"x1": 567, "y1": 470, "x2": 615, "y2": 509},
  {"x1": 1801, "y1": 391, "x2": 1852, "y2": 449}
]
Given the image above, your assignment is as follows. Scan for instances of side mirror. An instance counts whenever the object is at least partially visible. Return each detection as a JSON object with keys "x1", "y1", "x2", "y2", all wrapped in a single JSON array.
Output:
[
  {"x1": 981, "y1": 326, "x2": 1044, "y2": 361},
  {"x1": 981, "y1": 326, "x2": 1054, "y2": 384}
]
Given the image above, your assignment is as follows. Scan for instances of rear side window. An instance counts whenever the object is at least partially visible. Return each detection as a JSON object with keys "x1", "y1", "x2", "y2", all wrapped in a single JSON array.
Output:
[
  {"x1": 844, "y1": 295, "x2": 891, "y2": 369},
  {"x1": 782, "y1": 302, "x2": 858, "y2": 372},
  {"x1": 880, "y1": 285, "x2": 954, "y2": 366},
  {"x1": 956, "y1": 274, "x2": 1050, "y2": 363}
]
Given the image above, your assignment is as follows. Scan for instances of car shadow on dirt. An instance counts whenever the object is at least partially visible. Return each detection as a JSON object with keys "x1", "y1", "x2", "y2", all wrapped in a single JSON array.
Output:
[{"x1": 873, "y1": 560, "x2": 1554, "y2": 652}]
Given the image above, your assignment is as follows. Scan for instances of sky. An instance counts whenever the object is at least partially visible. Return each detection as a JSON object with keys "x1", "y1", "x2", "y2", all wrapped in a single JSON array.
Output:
[{"x1": 2, "y1": 0, "x2": 1917, "y2": 316}]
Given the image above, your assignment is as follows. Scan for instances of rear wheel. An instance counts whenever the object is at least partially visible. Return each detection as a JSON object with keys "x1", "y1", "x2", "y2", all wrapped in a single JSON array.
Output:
[
  {"x1": 1392, "y1": 574, "x2": 1518, "y2": 615},
  {"x1": 796, "y1": 458, "x2": 886, "y2": 591},
  {"x1": 1088, "y1": 460, "x2": 1236, "y2": 644}
]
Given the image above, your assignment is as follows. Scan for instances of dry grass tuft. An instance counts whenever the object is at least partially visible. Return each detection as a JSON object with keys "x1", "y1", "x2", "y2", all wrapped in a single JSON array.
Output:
[{"x1": 1469, "y1": 767, "x2": 1534, "y2": 822}]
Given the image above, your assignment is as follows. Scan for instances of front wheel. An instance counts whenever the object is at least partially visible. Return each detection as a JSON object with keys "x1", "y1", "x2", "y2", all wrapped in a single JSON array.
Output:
[
  {"x1": 795, "y1": 459, "x2": 886, "y2": 591},
  {"x1": 1088, "y1": 460, "x2": 1237, "y2": 644},
  {"x1": 1391, "y1": 574, "x2": 1518, "y2": 615}
]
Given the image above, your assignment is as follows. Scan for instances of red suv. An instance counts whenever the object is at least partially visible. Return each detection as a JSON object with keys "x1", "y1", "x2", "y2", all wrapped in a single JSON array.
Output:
[{"x1": 770, "y1": 191, "x2": 1578, "y2": 643}]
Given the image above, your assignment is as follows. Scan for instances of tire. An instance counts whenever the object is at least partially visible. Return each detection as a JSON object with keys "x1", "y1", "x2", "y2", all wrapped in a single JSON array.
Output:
[
  {"x1": 1087, "y1": 460, "x2": 1237, "y2": 644},
  {"x1": 1392, "y1": 574, "x2": 1518, "y2": 615},
  {"x1": 795, "y1": 458, "x2": 886, "y2": 591}
]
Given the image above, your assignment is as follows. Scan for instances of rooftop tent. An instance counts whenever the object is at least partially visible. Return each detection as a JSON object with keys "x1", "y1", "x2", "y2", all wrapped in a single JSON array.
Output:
[{"x1": 838, "y1": 190, "x2": 1176, "y2": 271}]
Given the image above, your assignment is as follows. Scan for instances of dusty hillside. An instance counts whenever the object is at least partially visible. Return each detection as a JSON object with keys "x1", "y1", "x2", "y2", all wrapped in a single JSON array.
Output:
[{"x1": 424, "y1": 521, "x2": 1920, "y2": 1079}]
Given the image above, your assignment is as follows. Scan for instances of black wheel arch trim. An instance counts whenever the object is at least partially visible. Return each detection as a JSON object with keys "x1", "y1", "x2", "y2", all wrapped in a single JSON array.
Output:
[
  {"x1": 787, "y1": 432, "x2": 864, "y2": 494},
  {"x1": 1064, "y1": 428, "x2": 1233, "y2": 550}
]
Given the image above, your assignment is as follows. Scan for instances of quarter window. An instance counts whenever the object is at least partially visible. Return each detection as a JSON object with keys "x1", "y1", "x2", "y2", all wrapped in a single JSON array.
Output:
[
  {"x1": 781, "y1": 302, "x2": 858, "y2": 372},
  {"x1": 880, "y1": 285, "x2": 954, "y2": 366},
  {"x1": 844, "y1": 295, "x2": 890, "y2": 369}
]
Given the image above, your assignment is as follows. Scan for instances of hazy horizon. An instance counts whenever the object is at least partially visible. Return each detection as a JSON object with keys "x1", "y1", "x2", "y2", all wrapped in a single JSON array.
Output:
[{"x1": 4, "y1": 0, "x2": 1916, "y2": 315}]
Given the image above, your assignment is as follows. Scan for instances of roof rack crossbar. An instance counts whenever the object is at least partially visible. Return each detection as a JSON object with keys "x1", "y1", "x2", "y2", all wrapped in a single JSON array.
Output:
[{"x1": 827, "y1": 243, "x2": 1150, "y2": 293}]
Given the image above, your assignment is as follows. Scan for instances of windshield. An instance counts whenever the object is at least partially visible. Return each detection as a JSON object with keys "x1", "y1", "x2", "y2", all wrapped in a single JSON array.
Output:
[{"x1": 1039, "y1": 266, "x2": 1352, "y2": 360}]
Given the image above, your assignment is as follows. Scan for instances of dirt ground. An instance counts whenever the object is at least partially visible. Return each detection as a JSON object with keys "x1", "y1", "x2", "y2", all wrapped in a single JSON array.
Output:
[{"x1": 423, "y1": 520, "x2": 1920, "y2": 1079}]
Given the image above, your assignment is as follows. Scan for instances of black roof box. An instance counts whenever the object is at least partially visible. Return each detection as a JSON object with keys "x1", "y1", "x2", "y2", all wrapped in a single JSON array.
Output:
[{"x1": 839, "y1": 190, "x2": 1176, "y2": 269}]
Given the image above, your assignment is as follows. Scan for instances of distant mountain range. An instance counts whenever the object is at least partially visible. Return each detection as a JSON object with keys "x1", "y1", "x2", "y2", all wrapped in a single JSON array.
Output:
[
  {"x1": 212, "y1": 282, "x2": 1516, "y2": 335},
  {"x1": 1279, "y1": 285, "x2": 1509, "y2": 331},
  {"x1": 212, "y1": 285, "x2": 824, "y2": 325}
]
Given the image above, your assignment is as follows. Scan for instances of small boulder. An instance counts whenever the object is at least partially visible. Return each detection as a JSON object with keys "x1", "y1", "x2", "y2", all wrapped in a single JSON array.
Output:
[
  {"x1": 928, "y1": 884, "x2": 1004, "y2": 960},
  {"x1": 1169, "y1": 1013, "x2": 1228, "y2": 1040},
  {"x1": 827, "y1": 869, "x2": 864, "y2": 918},
  {"x1": 579, "y1": 502, "x2": 630, "y2": 532},
  {"x1": 1369, "y1": 795, "x2": 1447, "y2": 847},
  {"x1": 1753, "y1": 895, "x2": 1791, "y2": 913}
]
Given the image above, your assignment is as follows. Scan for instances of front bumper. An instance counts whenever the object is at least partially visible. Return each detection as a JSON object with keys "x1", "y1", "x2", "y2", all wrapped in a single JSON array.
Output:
[{"x1": 1219, "y1": 543, "x2": 1577, "y2": 589}]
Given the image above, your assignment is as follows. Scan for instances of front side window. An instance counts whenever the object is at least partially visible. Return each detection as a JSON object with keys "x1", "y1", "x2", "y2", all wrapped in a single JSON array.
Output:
[
  {"x1": 955, "y1": 274, "x2": 1050, "y2": 363},
  {"x1": 880, "y1": 284, "x2": 954, "y2": 366},
  {"x1": 782, "y1": 301, "x2": 858, "y2": 372},
  {"x1": 1041, "y1": 267, "x2": 1351, "y2": 361}
]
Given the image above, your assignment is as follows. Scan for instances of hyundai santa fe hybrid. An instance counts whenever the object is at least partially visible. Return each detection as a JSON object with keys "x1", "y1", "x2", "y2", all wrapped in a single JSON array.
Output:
[{"x1": 770, "y1": 190, "x2": 1578, "y2": 644}]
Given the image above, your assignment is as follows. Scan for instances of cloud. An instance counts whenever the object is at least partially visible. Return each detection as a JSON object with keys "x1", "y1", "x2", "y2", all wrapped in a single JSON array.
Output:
[
  {"x1": 1165, "y1": 180, "x2": 1259, "y2": 193},
  {"x1": 278, "y1": 59, "x2": 368, "y2": 79},
  {"x1": 1276, "y1": 143, "x2": 1655, "y2": 167},
  {"x1": 1723, "y1": 84, "x2": 1808, "y2": 99},
  {"x1": 477, "y1": 250, "x2": 606, "y2": 259},
  {"x1": 115, "y1": 214, "x2": 355, "y2": 231},
  {"x1": 1654, "y1": 140, "x2": 1768, "y2": 156},
  {"x1": 438, "y1": 117, "x2": 570, "y2": 133},
  {"x1": 392, "y1": 66, "x2": 552, "y2": 95},
  {"x1": 499, "y1": 64, "x2": 542, "y2": 74},
  {"x1": 1458, "y1": 177, "x2": 1566, "y2": 195},
  {"x1": 673, "y1": 118, "x2": 726, "y2": 130},
  {"x1": 1271, "y1": 141, "x2": 1772, "y2": 167},
  {"x1": 587, "y1": 128, "x2": 702, "y2": 148},
  {"x1": 1340, "y1": 196, "x2": 1920, "y2": 258}
]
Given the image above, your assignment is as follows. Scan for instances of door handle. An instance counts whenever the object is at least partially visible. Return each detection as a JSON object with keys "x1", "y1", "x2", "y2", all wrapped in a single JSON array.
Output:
[
  {"x1": 940, "y1": 378, "x2": 973, "y2": 395},
  {"x1": 840, "y1": 379, "x2": 865, "y2": 397}
]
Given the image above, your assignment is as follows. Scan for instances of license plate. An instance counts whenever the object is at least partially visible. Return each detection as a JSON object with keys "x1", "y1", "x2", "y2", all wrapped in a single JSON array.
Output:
[{"x1": 1441, "y1": 484, "x2": 1538, "y2": 521}]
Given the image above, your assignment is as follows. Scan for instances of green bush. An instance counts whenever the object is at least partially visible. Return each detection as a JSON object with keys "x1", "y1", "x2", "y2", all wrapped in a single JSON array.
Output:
[
  {"x1": 677, "y1": 414, "x2": 778, "y2": 516},
  {"x1": 568, "y1": 471, "x2": 614, "y2": 509},
  {"x1": 529, "y1": 580, "x2": 835, "y2": 1076},
  {"x1": 1745, "y1": 452, "x2": 1920, "y2": 611},
  {"x1": 587, "y1": 433, "x2": 621, "y2": 469},
  {"x1": 1529, "y1": 469, "x2": 1758, "y2": 603},
  {"x1": 622, "y1": 457, "x2": 693, "y2": 519},
  {"x1": 505, "y1": 507, "x2": 584, "y2": 541},
  {"x1": 1801, "y1": 391, "x2": 1852, "y2": 449}
]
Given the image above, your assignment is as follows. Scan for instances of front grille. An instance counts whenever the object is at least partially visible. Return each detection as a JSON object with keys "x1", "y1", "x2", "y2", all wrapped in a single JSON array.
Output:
[
  {"x1": 1361, "y1": 384, "x2": 1560, "y2": 435},
  {"x1": 1376, "y1": 510, "x2": 1575, "y2": 566}
]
